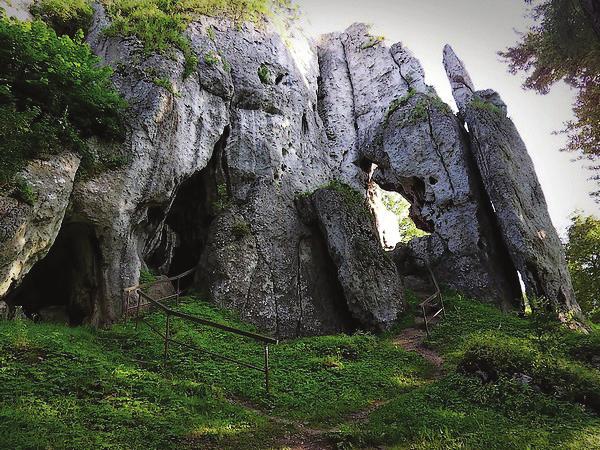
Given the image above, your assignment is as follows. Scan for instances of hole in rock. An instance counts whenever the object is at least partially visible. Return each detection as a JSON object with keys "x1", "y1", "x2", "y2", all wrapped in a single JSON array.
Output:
[
  {"x1": 145, "y1": 126, "x2": 230, "y2": 289},
  {"x1": 302, "y1": 112, "x2": 309, "y2": 134},
  {"x1": 7, "y1": 223, "x2": 102, "y2": 324},
  {"x1": 275, "y1": 72, "x2": 285, "y2": 85},
  {"x1": 369, "y1": 184, "x2": 430, "y2": 251}
]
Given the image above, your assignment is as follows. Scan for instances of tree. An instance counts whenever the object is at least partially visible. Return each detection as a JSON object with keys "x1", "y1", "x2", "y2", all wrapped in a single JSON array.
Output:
[
  {"x1": 499, "y1": 0, "x2": 600, "y2": 197},
  {"x1": 565, "y1": 215, "x2": 600, "y2": 322},
  {"x1": 0, "y1": 16, "x2": 126, "y2": 186}
]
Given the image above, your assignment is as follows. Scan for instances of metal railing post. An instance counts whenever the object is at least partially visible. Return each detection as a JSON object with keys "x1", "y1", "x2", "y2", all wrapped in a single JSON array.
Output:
[
  {"x1": 124, "y1": 291, "x2": 130, "y2": 324},
  {"x1": 125, "y1": 271, "x2": 278, "y2": 394},
  {"x1": 164, "y1": 313, "x2": 171, "y2": 366},
  {"x1": 135, "y1": 291, "x2": 142, "y2": 330},
  {"x1": 264, "y1": 343, "x2": 270, "y2": 394}
]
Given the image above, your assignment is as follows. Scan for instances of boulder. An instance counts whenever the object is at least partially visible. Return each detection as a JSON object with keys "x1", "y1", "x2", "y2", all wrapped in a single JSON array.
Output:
[{"x1": 296, "y1": 187, "x2": 405, "y2": 331}]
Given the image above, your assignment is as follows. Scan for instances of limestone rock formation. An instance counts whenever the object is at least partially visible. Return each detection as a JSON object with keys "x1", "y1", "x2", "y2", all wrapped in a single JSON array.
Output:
[
  {"x1": 324, "y1": 24, "x2": 520, "y2": 306},
  {"x1": 443, "y1": 45, "x2": 582, "y2": 321},
  {"x1": 296, "y1": 187, "x2": 404, "y2": 330},
  {"x1": 0, "y1": 1, "x2": 582, "y2": 334},
  {"x1": 0, "y1": 153, "x2": 80, "y2": 299}
]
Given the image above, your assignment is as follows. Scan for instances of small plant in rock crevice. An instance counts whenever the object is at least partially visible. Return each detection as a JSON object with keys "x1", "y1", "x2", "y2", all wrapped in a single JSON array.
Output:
[
  {"x1": 139, "y1": 268, "x2": 157, "y2": 285},
  {"x1": 384, "y1": 88, "x2": 416, "y2": 127},
  {"x1": 231, "y1": 219, "x2": 251, "y2": 239},
  {"x1": 203, "y1": 50, "x2": 220, "y2": 66},
  {"x1": 469, "y1": 96, "x2": 503, "y2": 115},
  {"x1": 12, "y1": 176, "x2": 36, "y2": 205},
  {"x1": 258, "y1": 63, "x2": 272, "y2": 84},
  {"x1": 361, "y1": 34, "x2": 384, "y2": 49},
  {"x1": 30, "y1": 0, "x2": 93, "y2": 37},
  {"x1": 212, "y1": 183, "x2": 231, "y2": 212},
  {"x1": 152, "y1": 77, "x2": 180, "y2": 97}
]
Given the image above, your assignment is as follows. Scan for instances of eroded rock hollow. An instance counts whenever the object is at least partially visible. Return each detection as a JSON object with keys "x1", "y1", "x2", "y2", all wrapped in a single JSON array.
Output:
[{"x1": 0, "y1": 6, "x2": 582, "y2": 336}]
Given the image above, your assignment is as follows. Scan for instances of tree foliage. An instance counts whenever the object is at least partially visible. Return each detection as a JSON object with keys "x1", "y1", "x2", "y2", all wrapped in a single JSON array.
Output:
[
  {"x1": 499, "y1": 0, "x2": 600, "y2": 196},
  {"x1": 0, "y1": 16, "x2": 126, "y2": 187},
  {"x1": 565, "y1": 215, "x2": 600, "y2": 322},
  {"x1": 381, "y1": 191, "x2": 428, "y2": 243},
  {"x1": 30, "y1": 0, "x2": 94, "y2": 37}
]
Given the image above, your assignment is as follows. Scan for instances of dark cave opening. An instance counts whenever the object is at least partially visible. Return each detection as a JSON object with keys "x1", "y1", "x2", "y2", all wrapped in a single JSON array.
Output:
[
  {"x1": 7, "y1": 223, "x2": 102, "y2": 325},
  {"x1": 298, "y1": 228, "x2": 361, "y2": 335},
  {"x1": 146, "y1": 126, "x2": 231, "y2": 289}
]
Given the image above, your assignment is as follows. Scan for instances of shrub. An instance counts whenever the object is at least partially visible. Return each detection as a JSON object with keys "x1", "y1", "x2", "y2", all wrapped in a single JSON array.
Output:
[
  {"x1": 258, "y1": 63, "x2": 271, "y2": 84},
  {"x1": 101, "y1": 0, "x2": 294, "y2": 79},
  {"x1": 458, "y1": 334, "x2": 600, "y2": 413},
  {"x1": 30, "y1": 0, "x2": 93, "y2": 37},
  {"x1": 0, "y1": 17, "x2": 126, "y2": 186},
  {"x1": 565, "y1": 215, "x2": 600, "y2": 322},
  {"x1": 469, "y1": 96, "x2": 503, "y2": 115}
]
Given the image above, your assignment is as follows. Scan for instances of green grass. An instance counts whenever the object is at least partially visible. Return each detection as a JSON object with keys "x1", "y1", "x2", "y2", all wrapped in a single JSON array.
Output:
[
  {"x1": 1, "y1": 294, "x2": 599, "y2": 449},
  {"x1": 0, "y1": 318, "x2": 279, "y2": 449},
  {"x1": 335, "y1": 293, "x2": 600, "y2": 449},
  {"x1": 469, "y1": 96, "x2": 503, "y2": 115}
]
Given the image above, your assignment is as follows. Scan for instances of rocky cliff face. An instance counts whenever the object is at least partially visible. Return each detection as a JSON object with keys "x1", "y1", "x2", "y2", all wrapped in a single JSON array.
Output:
[
  {"x1": 443, "y1": 45, "x2": 582, "y2": 321},
  {"x1": 0, "y1": 4, "x2": 582, "y2": 335}
]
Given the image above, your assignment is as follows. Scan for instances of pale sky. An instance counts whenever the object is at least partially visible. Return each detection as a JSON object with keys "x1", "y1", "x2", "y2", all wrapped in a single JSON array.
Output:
[{"x1": 296, "y1": 0, "x2": 599, "y2": 235}]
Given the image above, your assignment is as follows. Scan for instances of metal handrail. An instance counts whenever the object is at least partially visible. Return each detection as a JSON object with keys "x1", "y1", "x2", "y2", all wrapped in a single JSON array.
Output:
[
  {"x1": 122, "y1": 268, "x2": 277, "y2": 393},
  {"x1": 137, "y1": 290, "x2": 277, "y2": 344},
  {"x1": 420, "y1": 266, "x2": 446, "y2": 337},
  {"x1": 123, "y1": 267, "x2": 196, "y2": 294},
  {"x1": 122, "y1": 268, "x2": 196, "y2": 316}
]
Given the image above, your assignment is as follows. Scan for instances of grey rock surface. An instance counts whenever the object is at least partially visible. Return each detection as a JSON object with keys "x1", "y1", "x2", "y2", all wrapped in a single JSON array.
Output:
[
  {"x1": 0, "y1": 153, "x2": 80, "y2": 298},
  {"x1": 297, "y1": 187, "x2": 404, "y2": 330},
  {"x1": 367, "y1": 91, "x2": 520, "y2": 305},
  {"x1": 332, "y1": 25, "x2": 520, "y2": 305},
  {"x1": 443, "y1": 45, "x2": 582, "y2": 320},
  {"x1": 0, "y1": 9, "x2": 579, "y2": 335}
]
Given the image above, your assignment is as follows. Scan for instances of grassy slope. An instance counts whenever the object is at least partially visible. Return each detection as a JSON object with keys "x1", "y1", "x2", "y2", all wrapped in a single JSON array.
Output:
[{"x1": 0, "y1": 295, "x2": 599, "y2": 449}]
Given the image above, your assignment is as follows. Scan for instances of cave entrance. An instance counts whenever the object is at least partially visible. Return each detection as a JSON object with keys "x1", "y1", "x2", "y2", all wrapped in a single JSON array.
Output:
[
  {"x1": 7, "y1": 222, "x2": 102, "y2": 325},
  {"x1": 145, "y1": 126, "x2": 230, "y2": 289}
]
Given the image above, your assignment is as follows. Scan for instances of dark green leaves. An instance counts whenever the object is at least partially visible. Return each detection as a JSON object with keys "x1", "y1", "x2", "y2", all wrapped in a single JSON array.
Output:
[{"x1": 0, "y1": 16, "x2": 126, "y2": 186}]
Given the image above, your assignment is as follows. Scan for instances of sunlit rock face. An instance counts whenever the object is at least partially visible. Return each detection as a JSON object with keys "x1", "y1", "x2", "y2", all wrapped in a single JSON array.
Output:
[
  {"x1": 320, "y1": 24, "x2": 521, "y2": 307},
  {"x1": 0, "y1": 6, "x2": 580, "y2": 334},
  {"x1": 443, "y1": 45, "x2": 582, "y2": 321}
]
